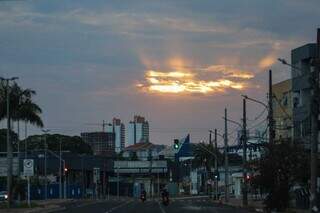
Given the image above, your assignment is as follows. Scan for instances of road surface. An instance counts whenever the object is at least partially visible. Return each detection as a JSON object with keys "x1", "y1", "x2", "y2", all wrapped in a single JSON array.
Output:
[{"x1": 53, "y1": 197, "x2": 253, "y2": 213}]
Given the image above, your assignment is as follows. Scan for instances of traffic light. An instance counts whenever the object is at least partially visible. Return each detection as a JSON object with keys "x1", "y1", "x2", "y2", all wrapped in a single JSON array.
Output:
[
  {"x1": 213, "y1": 171, "x2": 220, "y2": 180},
  {"x1": 173, "y1": 139, "x2": 180, "y2": 150},
  {"x1": 64, "y1": 167, "x2": 68, "y2": 175},
  {"x1": 245, "y1": 174, "x2": 251, "y2": 181}
]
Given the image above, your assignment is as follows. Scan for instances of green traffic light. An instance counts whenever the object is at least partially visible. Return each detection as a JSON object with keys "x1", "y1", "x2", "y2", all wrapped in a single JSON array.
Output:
[{"x1": 174, "y1": 144, "x2": 179, "y2": 149}]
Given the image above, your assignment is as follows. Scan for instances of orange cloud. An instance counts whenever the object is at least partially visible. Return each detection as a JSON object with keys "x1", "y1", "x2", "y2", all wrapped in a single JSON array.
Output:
[
  {"x1": 202, "y1": 65, "x2": 254, "y2": 79},
  {"x1": 138, "y1": 69, "x2": 250, "y2": 94},
  {"x1": 258, "y1": 55, "x2": 276, "y2": 69}
]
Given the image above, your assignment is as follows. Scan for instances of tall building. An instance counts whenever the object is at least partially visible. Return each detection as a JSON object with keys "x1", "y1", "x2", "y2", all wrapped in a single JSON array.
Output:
[
  {"x1": 291, "y1": 43, "x2": 317, "y2": 145},
  {"x1": 106, "y1": 118, "x2": 125, "y2": 153},
  {"x1": 127, "y1": 115, "x2": 149, "y2": 146},
  {"x1": 272, "y1": 79, "x2": 293, "y2": 141},
  {"x1": 81, "y1": 132, "x2": 115, "y2": 156}
]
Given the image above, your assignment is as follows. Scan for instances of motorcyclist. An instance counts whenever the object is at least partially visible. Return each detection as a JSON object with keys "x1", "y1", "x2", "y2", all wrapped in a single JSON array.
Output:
[
  {"x1": 140, "y1": 189, "x2": 147, "y2": 202},
  {"x1": 161, "y1": 187, "x2": 169, "y2": 205}
]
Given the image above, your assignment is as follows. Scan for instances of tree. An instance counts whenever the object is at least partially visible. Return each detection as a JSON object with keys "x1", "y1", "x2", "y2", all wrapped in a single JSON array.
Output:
[
  {"x1": 20, "y1": 134, "x2": 93, "y2": 155},
  {"x1": 0, "y1": 82, "x2": 43, "y2": 126},
  {"x1": 192, "y1": 142, "x2": 223, "y2": 172},
  {"x1": 251, "y1": 140, "x2": 309, "y2": 212},
  {"x1": 0, "y1": 82, "x2": 43, "y2": 206},
  {"x1": 0, "y1": 129, "x2": 18, "y2": 152}
]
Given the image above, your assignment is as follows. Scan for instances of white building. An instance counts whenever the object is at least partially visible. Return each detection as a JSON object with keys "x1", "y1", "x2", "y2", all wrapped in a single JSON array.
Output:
[
  {"x1": 127, "y1": 115, "x2": 149, "y2": 146},
  {"x1": 106, "y1": 118, "x2": 125, "y2": 153}
]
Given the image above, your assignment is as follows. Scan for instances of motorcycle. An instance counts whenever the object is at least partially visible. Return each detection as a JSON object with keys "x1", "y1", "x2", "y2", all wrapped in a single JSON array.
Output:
[
  {"x1": 140, "y1": 194, "x2": 146, "y2": 202},
  {"x1": 162, "y1": 195, "x2": 169, "y2": 206}
]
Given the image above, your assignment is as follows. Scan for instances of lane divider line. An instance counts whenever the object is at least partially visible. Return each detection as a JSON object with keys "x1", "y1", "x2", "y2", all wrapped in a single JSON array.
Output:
[
  {"x1": 105, "y1": 200, "x2": 133, "y2": 213},
  {"x1": 157, "y1": 201, "x2": 167, "y2": 213}
]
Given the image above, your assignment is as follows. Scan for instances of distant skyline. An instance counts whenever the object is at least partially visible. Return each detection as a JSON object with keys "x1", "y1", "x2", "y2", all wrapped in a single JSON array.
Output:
[{"x1": 0, "y1": 0, "x2": 319, "y2": 146}]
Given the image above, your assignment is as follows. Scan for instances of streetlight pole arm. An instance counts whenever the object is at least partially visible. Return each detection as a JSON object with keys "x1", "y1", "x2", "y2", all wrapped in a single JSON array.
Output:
[
  {"x1": 242, "y1": 95, "x2": 268, "y2": 109},
  {"x1": 222, "y1": 117, "x2": 242, "y2": 128},
  {"x1": 278, "y1": 58, "x2": 302, "y2": 71}
]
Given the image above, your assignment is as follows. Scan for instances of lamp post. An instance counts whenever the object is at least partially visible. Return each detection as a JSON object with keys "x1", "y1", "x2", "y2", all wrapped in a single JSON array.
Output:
[
  {"x1": 42, "y1": 129, "x2": 50, "y2": 200},
  {"x1": 0, "y1": 76, "x2": 18, "y2": 208},
  {"x1": 222, "y1": 115, "x2": 249, "y2": 206}
]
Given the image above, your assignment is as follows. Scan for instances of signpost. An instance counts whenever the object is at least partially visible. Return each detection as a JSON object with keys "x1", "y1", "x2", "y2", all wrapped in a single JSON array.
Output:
[
  {"x1": 93, "y1": 167, "x2": 100, "y2": 199},
  {"x1": 23, "y1": 159, "x2": 34, "y2": 207}
]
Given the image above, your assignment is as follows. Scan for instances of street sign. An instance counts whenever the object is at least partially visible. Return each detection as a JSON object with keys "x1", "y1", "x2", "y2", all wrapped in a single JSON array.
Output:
[
  {"x1": 23, "y1": 159, "x2": 34, "y2": 176},
  {"x1": 93, "y1": 167, "x2": 100, "y2": 184}
]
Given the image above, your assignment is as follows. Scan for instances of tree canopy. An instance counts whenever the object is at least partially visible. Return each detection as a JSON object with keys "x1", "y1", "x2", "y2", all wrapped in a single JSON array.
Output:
[
  {"x1": 251, "y1": 140, "x2": 310, "y2": 211},
  {"x1": 0, "y1": 82, "x2": 43, "y2": 127},
  {"x1": 20, "y1": 134, "x2": 93, "y2": 155}
]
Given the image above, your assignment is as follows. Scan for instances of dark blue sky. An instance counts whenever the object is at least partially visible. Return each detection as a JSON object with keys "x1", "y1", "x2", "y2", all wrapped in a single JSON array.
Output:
[{"x1": 0, "y1": 0, "x2": 319, "y2": 145}]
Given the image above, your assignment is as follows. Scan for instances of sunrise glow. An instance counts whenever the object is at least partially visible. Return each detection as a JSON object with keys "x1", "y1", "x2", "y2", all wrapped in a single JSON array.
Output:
[{"x1": 138, "y1": 69, "x2": 250, "y2": 94}]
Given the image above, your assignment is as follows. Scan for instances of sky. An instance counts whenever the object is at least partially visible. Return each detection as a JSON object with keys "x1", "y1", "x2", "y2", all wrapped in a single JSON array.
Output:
[{"x1": 0, "y1": 0, "x2": 319, "y2": 146}]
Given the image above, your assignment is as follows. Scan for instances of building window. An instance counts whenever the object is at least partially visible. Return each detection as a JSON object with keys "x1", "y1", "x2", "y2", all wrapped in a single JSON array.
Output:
[
  {"x1": 282, "y1": 92, "x2": 288, "y2": 107},
  {"x1": 302, "y1": 117, "x2": 311, "y2": 137},
  {"x1": 293, "y1": 91, "x2": 301, "y2": 108},
  {"x1": 294, "y1": 121, "x2": 301, "y2": 138}
]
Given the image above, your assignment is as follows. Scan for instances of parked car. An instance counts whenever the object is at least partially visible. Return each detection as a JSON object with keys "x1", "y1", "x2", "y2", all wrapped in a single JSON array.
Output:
[{"x1": 0, "y1": 191, "x2": 8, "y2": 201}]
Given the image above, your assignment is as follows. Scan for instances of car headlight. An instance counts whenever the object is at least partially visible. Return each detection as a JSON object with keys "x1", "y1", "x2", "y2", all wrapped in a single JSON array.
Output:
[{"x1": 4, "y1": 195, "x2": 8, "y2": 199}]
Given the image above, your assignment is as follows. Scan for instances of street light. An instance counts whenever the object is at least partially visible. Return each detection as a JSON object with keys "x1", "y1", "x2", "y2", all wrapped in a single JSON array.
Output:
[
  {"x1": 209, "y1": 129, "x2": 220, "y2": 200},
  {"x1": 242, "y1": 95, "x2": 268, "y2": 110},
  {"x1": 42, "y1": 129, "x2": 50, "y2": 200},
  {"x1": 278, "y1": 58, "x2": 303, "y2": 71},
  {"x1": 222, "y1": 117, "x2": 242, "y2": 128},
  {"x1": 0, "y1": 76, "x2": 19, "y2": 207}
]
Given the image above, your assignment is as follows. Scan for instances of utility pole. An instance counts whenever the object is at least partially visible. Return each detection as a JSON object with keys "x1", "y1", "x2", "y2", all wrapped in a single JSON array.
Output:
[
  {"x1": 25, "y1": 121, "x2": 27, "y2": 158},
  {"x1": 224, "y1": 108, "x2": 229, "y2": 202},
  {"x1": 268, "y1": 70, "x2": 274, "y2": 144},
  {"x1": 242, "y1": 98, "x2": 248, "y2": 207},
  {"x1": 310, "y1": 28, "x2": 320, "y2": 212},
  {"x1": 0, "y1": 76, "x2": 18, "y2": 208},
  {"x1": 59, "y1": 137, "x2": 62, "y2": 199},
  {"x1": 117, "y1": 164, "x2": 120, "y2": 200},
  {"x1": 149, "y1": 148, "x2": 153, "y2": 198},
  {"x1": 214, "y1": 129, "x2": 218, "y2": 200},
  {"x1": 209, "y1": 130, "x2": 213, "y2": 197},
  {"x1": 42, "y1": 129, "x2": 50, "y2": 200}
]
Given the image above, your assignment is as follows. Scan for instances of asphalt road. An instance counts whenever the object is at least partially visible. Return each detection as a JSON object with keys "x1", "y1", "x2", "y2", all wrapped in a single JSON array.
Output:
[{"x1": 53, "y1": 197, "x2": 253, "y2": 213}]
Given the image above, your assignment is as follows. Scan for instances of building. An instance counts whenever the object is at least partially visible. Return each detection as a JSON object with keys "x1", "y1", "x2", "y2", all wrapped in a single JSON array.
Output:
[
  {"x1": 106, "y1": 118, "x2": 125, "y2": 153},
  {"x1": 127, "y1": 115, "x2": 149, "y2": 146},
  {"x1": 122, "y1": 142, "x2": 165, "y2": 161},
  {"x1": 272, "y1": 79, "x2": 293, "y2": 141},
  {"x1": 81, "y1": 132, "x2": 115, "y2": 156},
  {"x1": 291, "y1": 43, "x2": 317, "y2": 145},
  {"x1": 0, "y1": 152, "x2": 114, "y2": 199}
]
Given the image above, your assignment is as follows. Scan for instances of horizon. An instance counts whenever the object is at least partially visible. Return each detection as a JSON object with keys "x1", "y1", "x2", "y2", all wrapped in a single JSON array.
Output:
[{"x1": 0, "y1": 0, "x2": 319, "y2": 146}]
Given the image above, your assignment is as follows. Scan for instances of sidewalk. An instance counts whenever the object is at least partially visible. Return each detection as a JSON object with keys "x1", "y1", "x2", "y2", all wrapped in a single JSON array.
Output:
[
  {"x1": 213, "y1": 197, "x2": 264, "y2": 211},
  {"x1": 213, "y1": 197, "x2": 309, "y2": 213},
  {"x1": 2, "y1": 199, "x2": 78, "y2": 213}
]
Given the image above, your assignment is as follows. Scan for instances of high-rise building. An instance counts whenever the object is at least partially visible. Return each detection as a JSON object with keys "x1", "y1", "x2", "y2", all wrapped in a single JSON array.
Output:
[
  {"x1": 106, "y1": 118, "x2": 125, "y2": 153},
  {"x1": 81, "y1": 132, "x2": 115, "y2": 156},
  {"x1": 272, "y1": 79, "x2": 293, "y2": 141},
  {"x1": 127, "y1": 115, "x2": 149, "y2": 146},
  {"x1": 291, "y1": 43, "x2": 317, "y2": 145}
]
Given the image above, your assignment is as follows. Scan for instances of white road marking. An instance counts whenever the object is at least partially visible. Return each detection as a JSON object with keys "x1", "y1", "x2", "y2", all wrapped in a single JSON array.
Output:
[
  {"x1": 157, "y1": 201, "x2": 167, "y2": 213},
  {"x1": 105, "y1": 200, "x2": 133, "y2": 213}
]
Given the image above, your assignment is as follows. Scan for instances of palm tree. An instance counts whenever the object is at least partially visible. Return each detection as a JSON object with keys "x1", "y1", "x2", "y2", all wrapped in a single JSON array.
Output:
[
  {"x1": 192, "y1": 142, "x2": 222, "y2": 172},
  {"x1": 0, "y1": 82, "x2": 43, "y2": 206}
]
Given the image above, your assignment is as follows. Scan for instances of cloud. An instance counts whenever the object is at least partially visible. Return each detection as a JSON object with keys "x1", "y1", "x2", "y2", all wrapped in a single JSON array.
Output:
[
  {"x1": 201, "y1": 65, "x2": 254, "y2": 79},
  {"x1": 137, "y1": 68, "x2": 253, "y2": 95},
  {"x1": 258, "y1": 55, "x2": 277, "y2": 69}
]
